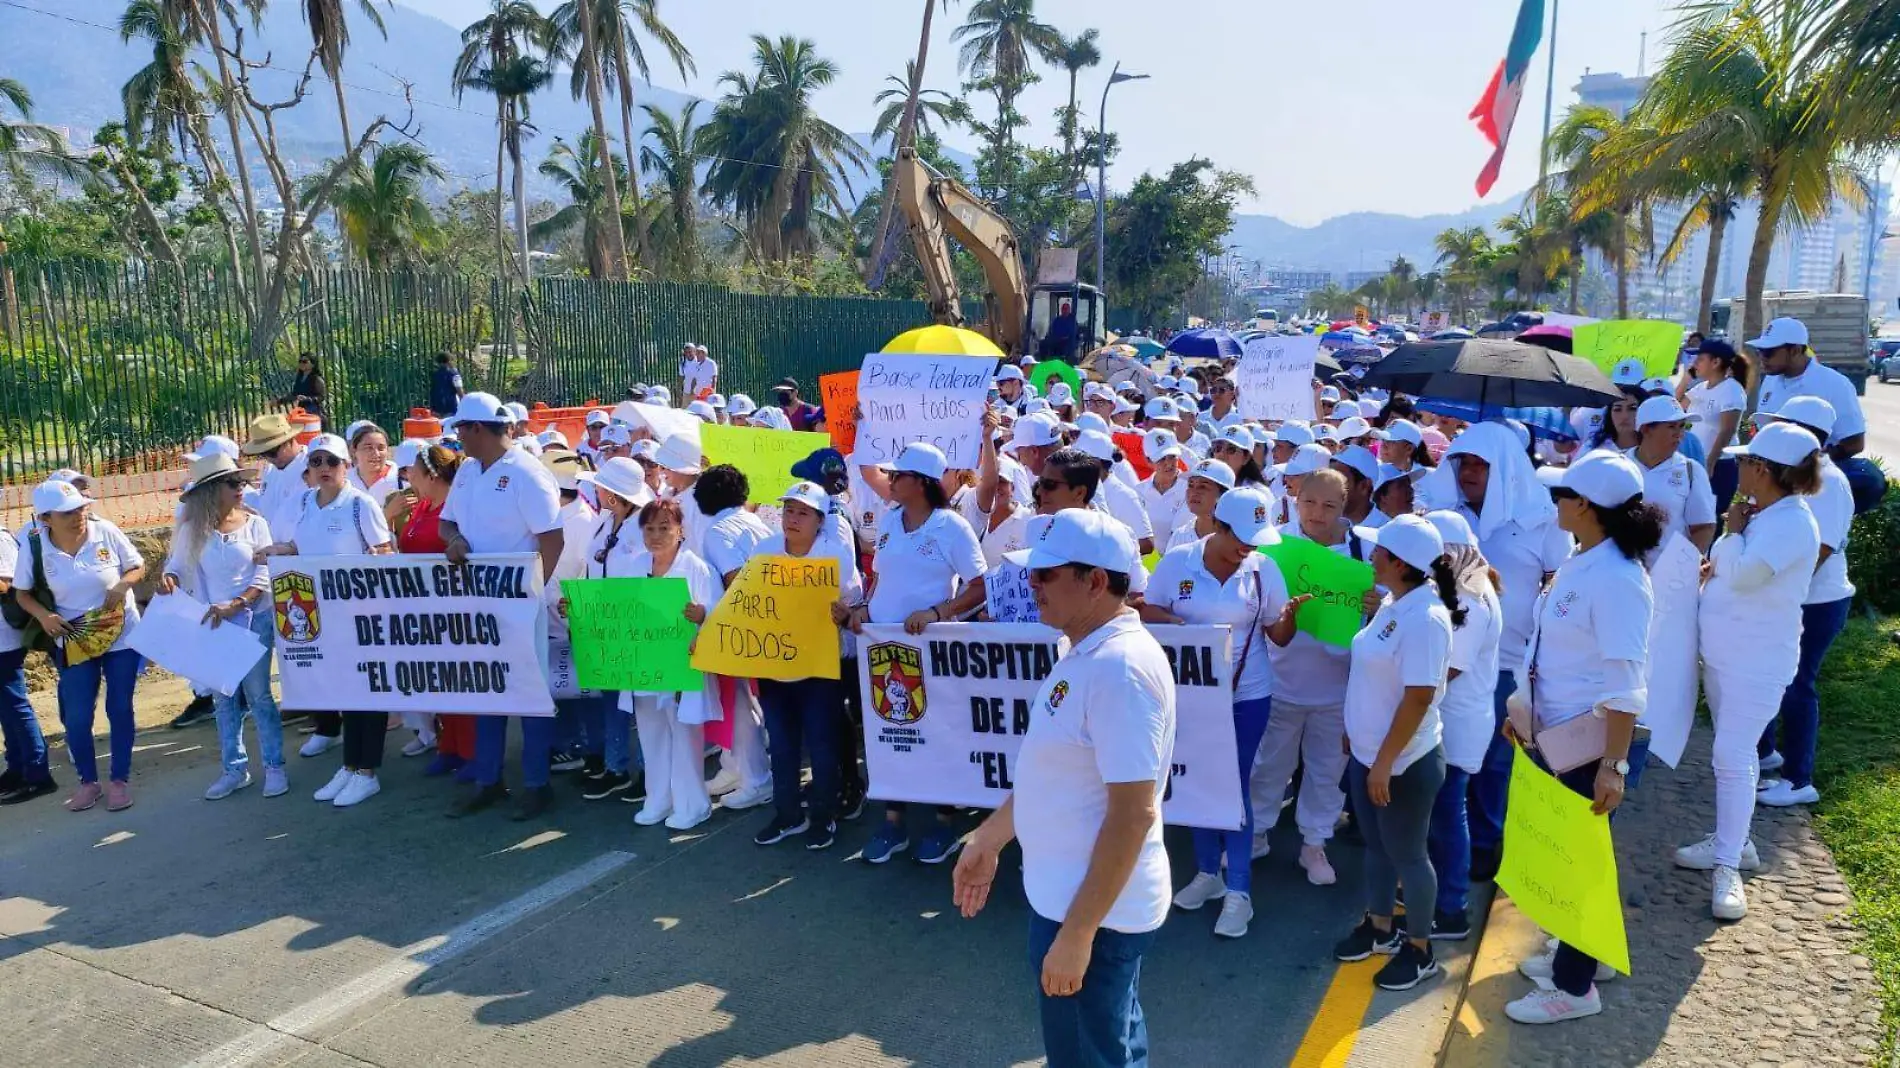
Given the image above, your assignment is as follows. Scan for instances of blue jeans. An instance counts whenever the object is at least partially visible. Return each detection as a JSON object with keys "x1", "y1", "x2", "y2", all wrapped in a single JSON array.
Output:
[
  {"x1": 1027, "y1": 913, "x2": 1155, "y2": 1068},
  {"x1": 1192, "y1": 696, "x2": 1272, "y2": 893},
  {"x1": 1758, "y1": 597, "x2": 1852, "y2": 789},
  {"x1": 215, "y1": 611, "x2": 283, "y2": 773},
  {"x1": 473, "y1": 715, "x2": 556, "y2": 789},
  {"x1": 579, "y1": 692, "x2": 636, "y2": 774},
  {"x1": 0, "y1": 646, "x2": 49, "y2": 782},
  {"x1": 1467, "y1": 670, "x2": 1517, "y2": 852},
  {"x1": 761, "y1": 676, "x2": 844, "y2": 826},
  {"x1": 57, "y1": 647, "x2": 142, "y2": 784},
  {"x1": 1710, "y1": 457, "x2": 1740, "y2": 534},
  {"x1": 1429, "y1": 766, "x2": 1472, "y2": 915}
]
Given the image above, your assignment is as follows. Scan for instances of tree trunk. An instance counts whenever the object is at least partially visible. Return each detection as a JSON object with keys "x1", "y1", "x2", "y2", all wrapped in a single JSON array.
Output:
[
  {"x1": 202, "y1": 15, "x2": 267, "y2": 291},
  {"x1": 509, "y1": 119, "x2": 531, "y2": 284},
  {"x1": 862, "y1": 0, "x2": 936, "y2": 286},
  {"x1": 495, "y1": 100, "x2": 510, "y2": 283},
  {"x1": 575, "y1": 0, "x2": 629, "y2": 280},
  {"x1": 1695, "y1": 203, "x2": 1727, "y2": 336},
  {"x1": 614, "y1": 38, "x2": 650, "y2": 270},
  {"x1": 1568, "y1": 237, "x2": 1583, "y2": 314},
  {"x1": 1615, "y1": 209, "x2": 1630, "y2": 319},
  {"x1": 1064, "y1": 70, "x2": 1080, "y2": 187},
  {"x1": 0, "y1": 231, "x2": 16, "y2": 344},
  {"x1": 332, "y1": 75, "x2": 353, "y2": 154},
  {"x1": 1741, "y1": 183, "x2": 1787, "y2": 415}
]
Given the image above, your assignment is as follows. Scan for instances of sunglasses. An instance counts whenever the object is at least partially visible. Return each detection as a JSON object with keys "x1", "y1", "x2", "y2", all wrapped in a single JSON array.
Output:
[
  {"x1": 1036, "y1": 477, "x2": 1074, "y2": 494},
  {"x1": 1212, "y1": 383, "x2": 1235, "y2": 393},
  {"x1": 308, "y1": 454, "x2": 345, "y2": 468},
  {"x1": 1549, "y1": 487, "x2": 1580, "y2": 501}
]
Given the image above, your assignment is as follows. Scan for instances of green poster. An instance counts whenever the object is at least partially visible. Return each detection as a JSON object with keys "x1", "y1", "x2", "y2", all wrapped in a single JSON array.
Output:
[
  {"x1": 1258, "y1": 537, "x2": 1376, "y2": 647},
  {"x1": 561, "y1": 577, "x2": 703, "y2": 693},
  {"x1": 1572, "y1": 320, "x2": 1683, "y2": 382}
]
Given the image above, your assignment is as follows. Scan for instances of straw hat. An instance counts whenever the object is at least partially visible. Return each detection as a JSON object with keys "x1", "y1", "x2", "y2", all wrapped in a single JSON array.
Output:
[
  {"x1": 242, "y1": 413, "x2": 298, "y2": 456},
  {"x1": 180, "y1": 453, "x2": 251, "y2": 497}
]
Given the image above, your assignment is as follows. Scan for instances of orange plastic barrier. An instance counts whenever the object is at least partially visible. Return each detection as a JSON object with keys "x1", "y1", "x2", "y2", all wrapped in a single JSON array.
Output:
[{"x1": 402, "y1": 408, "x2": 443, "y2": 441}]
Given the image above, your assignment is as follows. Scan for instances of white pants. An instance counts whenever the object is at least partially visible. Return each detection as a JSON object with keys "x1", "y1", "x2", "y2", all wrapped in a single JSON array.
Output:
[
  {"x1": 1250, "y1": 698, "x2": 1349, "y2": 845},
  {"x1": 1705, "y1": 666, "x2": 1785, "y2": 870},
  {"x1": 712, "y1": 675, "x2": 771, "y2": 794},
  {"x1": 633, "y1": 694, "x2": 710, "y2": 826}
]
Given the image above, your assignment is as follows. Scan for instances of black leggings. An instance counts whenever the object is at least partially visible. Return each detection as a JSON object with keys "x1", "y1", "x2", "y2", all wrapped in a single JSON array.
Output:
[
  {"x1": 342, "y1": 712, "x2": 386, "y2": 771},
  {"x1": 311, "y1": 710, "x2": 342, "y2": 739}
]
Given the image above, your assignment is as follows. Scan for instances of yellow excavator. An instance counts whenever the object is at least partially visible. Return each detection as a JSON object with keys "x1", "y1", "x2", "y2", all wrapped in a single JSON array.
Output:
[{"x1": 894, "y1": 145, "x2": 1104, "y2": 359}]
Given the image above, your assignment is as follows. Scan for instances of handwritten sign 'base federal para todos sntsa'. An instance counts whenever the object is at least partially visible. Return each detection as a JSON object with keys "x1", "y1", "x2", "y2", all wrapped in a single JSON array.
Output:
[
  {"x1": 854, "y1": 353, "x2": 999, "y2": 468},
  {"x1": 268, "y1": 553, "x2": 553, "y2": 716}
]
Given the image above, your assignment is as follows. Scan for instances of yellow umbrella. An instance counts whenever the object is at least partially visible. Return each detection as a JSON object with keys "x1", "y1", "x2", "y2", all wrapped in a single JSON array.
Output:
[{"x1": 881, "y1": 324, "x2": 1006, "y2": 358}]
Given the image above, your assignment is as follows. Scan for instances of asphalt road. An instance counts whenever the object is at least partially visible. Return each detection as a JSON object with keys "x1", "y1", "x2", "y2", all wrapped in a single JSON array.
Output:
[
  {"x1": 0, "y1": 720, "x2": 1461, "y2": 1067},
  {"x1": 1860, "y1": 374, "x2": 1900, "y2": 469}
]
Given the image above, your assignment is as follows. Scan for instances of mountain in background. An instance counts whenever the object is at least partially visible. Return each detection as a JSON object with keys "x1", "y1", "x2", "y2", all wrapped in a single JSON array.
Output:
[{"x1": 1224, "y1": 197, "x2": 1526, "y2": 280}]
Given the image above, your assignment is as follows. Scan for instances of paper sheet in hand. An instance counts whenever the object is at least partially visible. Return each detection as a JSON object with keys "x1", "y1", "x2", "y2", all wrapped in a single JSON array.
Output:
[
  {"x1": 1642, "y1": 533, "x2": 1701, "y2": 768},
  {"x1": 129, "y1": 593, "x2": 267, "y2": 696}
]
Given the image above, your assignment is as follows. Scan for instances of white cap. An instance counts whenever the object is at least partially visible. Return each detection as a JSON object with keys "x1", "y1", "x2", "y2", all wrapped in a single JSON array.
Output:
[
  {"x1": 654, "y1": 434, "x2": 703, "y2": 474},
  {"x1": 1143, "y1": 397, "x2": 1180, "y2": 423},
  {"x1": 538, "y1": 429, "x2": 570, "y2": 448},
  {"x1": 1274, "y1": 421, "x2": 1316, "y2": 448},
  {"x1": 1005, "y1": 413, "x2": 1064, "y2": 451},
  {"x1": 1635, "y1": 395, "x2": 1699, "y2": 429},
  {"x1": 1358, "y1": 513, "x2": 1446, "y2": 572},
  {"x1": 881, "y1": 442, "x2": 949, "y2": 481},
  {"x1": 727, "y1": 393, "x2": 757, "y2": 418},
  {"x1": 1214, "y1": 427, "x2": 1254, "y2": 453},
  {"x1": 707, "y1": 393, "x2": 727, "y2": 409},
  {"x1": 687, "y1": 400, "x2": 717, "y2": 422},
  {"x1": 1177, "y1": 377, "x2": 1201, "y2": 397},
  {"x1": 996, "y1": 365, "x2": 1027, "y2": 384},
  {"x1": 1001, "y1": 514, "x2": 1057, "y2": 568},
  {"x1": 1111, "y1": 395, "x2": 1140, "y2": 416},
  {"x1": 1724, "y1": 421, "x2": 1822, "y2": 467},
  {"x1": 1374, "y1": 419, "x2": 1423, "y2": 446},
  {"x1": 1335, "y1": 416, "x2": 1373, "y2": 441},
  {"x1": 1020, "y1": 354, "x2": 1039, "y2": 366},
  {"x1": 1073, "y1": 430, "x2": 1118, "y2": 462},
  {"x1": 1159, "y1": 375, "x2": 1180, "y2": 390},
  {"x1": 1424, "y1": 509, "x2": 1478, "y2": 547},
  {"x1": 585, "y1": 409, "x2": 610, "y2": 427},
  {"x1": 1084, "y1": 382, "x2": 1115, "y2": 401},
  {"x1": 504, "y1": 402, "x2": 531, "y2": 425},
  {"x1": 1075, "y1": 412, "x2": 1111, "y2": 434},
  {"x1": 441, "y1": 391, "x2": 512, "y2": 428},
  {"x1": 1767, "y1": 395, "x2": 1836, "y2": 437},
  {"x1": 1144, "y1": 428, "x2": 1182, "y2": 460},
  {"x1": 1331, "y1": 445, "x2": 1381, "y2": 484},
  {"x1": 185, "y1": 434, "x2": 241, "y2": 462},
  {"x1": 779, "y1": 480, "x2": 831, "y2": 514},
  {"x1": 1561, "y1": 451, "x2": 1646, "y2": 507},
  {"x1": 1045, "y1": 382, "x2": 1076, "y2": 406},
  {"x1": 1213, "y1": 486, "x2": 1282, "y2": 546},
  {"x1": 1284, "y1": 443, "x2": 1334, "y2": 477},
  {"x1": 629, "y1": 439, "x2": 660, "y2": 462},
  {"x1": 644, "y1": 385, "x2": 673, "y2": 405},
  {"x1": 32, "y1": 478, "x2": 92, "y2": 515},
  {"x1": 306, "y1": 433, "x2": 350, "y2": 461},
  {"x1": 1187, "y1": 458, "x2": 1237, "y2": 491},
  {"x1": 1749, "y1": 317, "x2": 1809, "y2": 349},
  {"x1": 1319, "y1": 385, "x2": 1341, "y2": 402},
  {"x1": 749, "y1": 406, "x2": 792, "y2": 431},
  {"x1": 393, "y1": 439, "x2": 425, "y2": 469},
  {"x1": 1022, "y1": 507, "x2": 1139, "y2": 574},
  {"x1": 1024, "y1": 398, "x2": 1053, "y2": 416},
  {"x1": 600, "y1": 424, "x2": 634, "y2": 447}
]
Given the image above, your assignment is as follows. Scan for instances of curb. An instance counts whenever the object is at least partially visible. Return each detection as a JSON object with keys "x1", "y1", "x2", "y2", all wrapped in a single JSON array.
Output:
[{"x1": 1437, "y1": 882, "x2": 1548, "y2": 1066}]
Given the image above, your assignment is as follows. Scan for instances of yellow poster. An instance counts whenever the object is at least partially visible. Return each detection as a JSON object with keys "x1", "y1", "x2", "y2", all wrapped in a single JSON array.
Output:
[
  {"x1": 1496, "y1": 745, "x2": 1632, "y2": 975},
  {"x1": 690, "y1": 554, "x2": 841, "y2": 680}
]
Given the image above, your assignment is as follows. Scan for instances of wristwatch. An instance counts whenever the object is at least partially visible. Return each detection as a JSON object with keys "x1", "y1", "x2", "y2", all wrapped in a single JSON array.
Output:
[{"x1": 1606, "y1": 758, "x2": 1631, "y2": 776}]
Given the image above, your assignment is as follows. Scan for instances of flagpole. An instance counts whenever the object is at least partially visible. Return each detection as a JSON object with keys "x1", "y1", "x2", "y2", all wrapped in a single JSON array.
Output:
[{"x1": 1538, "y1": 0, "x2": 1560, "y2": 187}]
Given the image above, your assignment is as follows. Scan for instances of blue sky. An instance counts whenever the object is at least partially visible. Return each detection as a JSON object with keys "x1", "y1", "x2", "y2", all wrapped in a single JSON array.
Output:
[{"x1": 407, "y1": 0, "x2": 1681, "y2": 224}]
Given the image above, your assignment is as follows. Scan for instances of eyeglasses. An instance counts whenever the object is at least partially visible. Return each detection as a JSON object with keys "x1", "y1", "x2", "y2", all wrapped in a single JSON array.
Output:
[{"x1": 308, "y1": 454, "x2": 345, "y2": 468}]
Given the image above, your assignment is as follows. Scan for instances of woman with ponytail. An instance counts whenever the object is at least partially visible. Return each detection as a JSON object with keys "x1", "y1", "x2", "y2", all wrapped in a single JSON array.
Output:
[
  {"x1": 1505, "y1": 451, "x2": 1660, "y2": 1026},
  {"x1": 1331, "y1": 514, "x2": 1457, "y2": 993},
  {"x1": 1678, "y1": 338, "x2": 1750, "y2": 516}
]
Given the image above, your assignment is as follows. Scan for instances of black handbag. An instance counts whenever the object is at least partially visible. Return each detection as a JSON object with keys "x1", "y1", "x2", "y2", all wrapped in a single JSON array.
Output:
[{"x1": 3, "y1": 530, "x2": 58, "y2": 653}]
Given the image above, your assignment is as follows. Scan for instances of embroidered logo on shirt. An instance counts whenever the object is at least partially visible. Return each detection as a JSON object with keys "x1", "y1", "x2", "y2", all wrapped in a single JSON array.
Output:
[
  {"x1": 1378, "y1": 619, "x2": 1397, "y2": 640},
  {"x1": 1177, "y1": 579, "x2": 1194, "y2": 600},
  {"x1": 876, "y1": 532, "x2": 889, "y2": 549},
  {"x1": 1553, "y1": 590, "x2": 1581, "y2": 618},
  {"x1": 494, "y1": 476, "x2": 510, "y2": 490},
  {"x1": 1669, "y1": 468, "x2": 1684, "y2": 487},
  {"x1": 95, "y1": 546, "x2": 112, "y2": 563},
  {"x1": 1046, "y1": 679, "x2": 1071, "y2": 712}
]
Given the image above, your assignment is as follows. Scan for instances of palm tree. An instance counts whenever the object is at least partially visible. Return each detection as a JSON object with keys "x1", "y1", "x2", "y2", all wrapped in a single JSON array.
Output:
[
  {"x1": 1, "y1": 78, "x2": 91, "y2": 337},
  {"x1": 872, "y1": 63, "x2": 966, "y2": 145},
  {"x1": 703, "y1": 34, "x2": 868, "y2": 262},
  {"x1": 1434, "y1": 225, "x2": 1493, "y2": 323},
  {"x1": 639, "y1": 100, "x2": 705, "y2": 278},
  {"x1": 1052, "y1": 28, "x2": 1101, "y2": 185},
  {"x1": 863, "y1": 0, "x2": 952, "y2": 286},
  {"x1": 953, "y1": 0, "x2": 1061, "y2": 196},
  {"x1": 548, "y1": 0, "x2": 693, "y2": 268},
  {"x1": 529, "y1": 130, "x2": 629, "y2": 277},
  {"x1": 325, "y1": 142, "x2": 445, "y2": 269},
  {"x1": 1496, "y1": 198, "x2": 1571, "y2": 308},
  {"x1": 118, "y1": 0, "x2": 197, "y2": 157},
  {"x1": 559, "y1": 0, "x2": 630, "y2": 278},
  {"x1": 1642, "y1": 3, "x2": 1866, "y2": 366},
  {"x1": 1549, "y1": 103, "x2": 1653, "y2": 318},
  {"x1": 300, "y1": 0, "x2": 389, "y2": 151},
  {"x1": 453, "y1": 0, "x2": 551, "y2": 281}
]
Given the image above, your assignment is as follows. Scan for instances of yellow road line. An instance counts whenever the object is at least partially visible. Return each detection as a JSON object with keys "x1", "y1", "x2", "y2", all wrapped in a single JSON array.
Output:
[{"x1": 1288, "y1": 959, "x2": 1381, "y2": 1068}]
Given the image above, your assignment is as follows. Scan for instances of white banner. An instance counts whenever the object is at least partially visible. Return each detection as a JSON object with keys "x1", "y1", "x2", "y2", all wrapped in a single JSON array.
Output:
[
  {"x1": 614, "y1": 400, "x2": 701, "y2": 449},
  {"x1": 854, "y1": 353, "x2": 999, "y2": 469},
  {"x1": 129, "y1": 592, "x2": 269, "y2": 697},
  {"x1": 1237, "y1": 334, "x2": 1320, "y2": 422},
  {"x1": 267, "y1": 554, "x2": 554, "y2": 716},
  {"x1": 1643, "y1": 534, "x2": 1701, "y2": 768},
  {"x1": 857, "y1": 622, "x2": 1243, "y2": 829}
]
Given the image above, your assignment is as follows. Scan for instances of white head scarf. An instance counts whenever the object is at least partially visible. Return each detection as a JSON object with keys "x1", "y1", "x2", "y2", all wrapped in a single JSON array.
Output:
[{"x1": 1416, "y1": 422, "x2": 1556, "y2": 540}]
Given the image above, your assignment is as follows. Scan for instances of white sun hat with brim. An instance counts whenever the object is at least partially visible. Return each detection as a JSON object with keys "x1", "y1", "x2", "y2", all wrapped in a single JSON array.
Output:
[
  {"x1": 592, "y1": 457, "x2": 649, "y2": 503},
  {"x1": 32, "y1": 478, "x2": 93, "y2": 515},
  {"x1": 654, "y1": 434, "x2": 704, "y2": 474},
  {"x1": 179, "y1": 453, "x2": 250, "y2": 498},
  {"x1": 1213, "y1": 485, "x2": 1282, "y2": 546},
  {"x1": 1355, "y1": 513, "x2": 1446, "y2": 572},
  {"x1": 1021, "y1": 508, "x2": 1139, "y2": 574}
]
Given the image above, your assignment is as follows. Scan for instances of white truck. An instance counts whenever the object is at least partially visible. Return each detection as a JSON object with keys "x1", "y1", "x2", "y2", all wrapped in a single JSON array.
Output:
[{"x1": 1725, "y1": 291, "x2": 1871, "y2": 393}]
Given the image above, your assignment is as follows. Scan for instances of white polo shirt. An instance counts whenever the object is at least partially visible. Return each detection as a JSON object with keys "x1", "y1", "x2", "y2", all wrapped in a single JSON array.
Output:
[
  {"x1": 165, "y1": 514, "x2": 273, "y2": 605},
  {"x1": 0, "y1": 525, "x2": 24, "y2": 654},
  {"x1": 866, "y1": 507, "x2": 985, "y2": 624},
  {"x1": 15, "y1": 518, "x2": 145, "y2": 652},
  {"x1": 1685, "y1": 377, "x2": 1746, "y2": 456},
  {"x1": 1014, "y1": 611, "x2": 1176, "y2": 933},
  {"x1": 542, "y1": 497, "x2": 600, "y2": 638},
  {"x1": 289, "y1": 485, "x2": 393, "y2": 556},
  {"x1": 1527, "y1": 541, "x2": 1653, "y2": 728},
  {"x1": 1456, "y1": 506, "x2": 1572, "y2": 675},
  {"x1": 1700, "y1": 495, "x2": 1820, "y2": 686},
  {"x1": 680, "y1": 356, "x2": 719, "y2": 399},
  {"x1": 1758, "y1": 359, "x2": 1866, "y2": 446},
  {"x1": 440, "y1": 445, "x2": 563, "y2": 554},
  {"x1": 1440, "y1": 583, "x2": 1502, "y2": 774},
  {"x1": 1807, "y1": 458, "x2": 1855, "y2": 605},
  {"x1": 348, "y1": 465, "x2": 399, "y2": 508},
  {"x1": 1137, "y1": 475, "x2": 1187, "y2": 541},
  {"x1": 1148, "y1": 540, "x2": 1285, "y2": 702},
  {"x1": 1344, "y1": 585, "x2": 1451, "y2": 773},
  {"x1": 1100, "y1": 476, "x2": 1155, "y2": 545},
  {"x1": 702, "y1": 506, "x2": 772, "y2": 579},
  {"x1": 259, "y1": 449, "x2": 311, "y2": 543},
  {"x1": 1262, "y1": 522, "x2": 1365, "y2": 708},
  {"x1": 1625, "y1": 448, "x2": 1716, "y2": 554}
]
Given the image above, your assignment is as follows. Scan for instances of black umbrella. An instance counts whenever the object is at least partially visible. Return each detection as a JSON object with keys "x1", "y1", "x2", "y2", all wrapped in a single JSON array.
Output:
[
  {"x1": 1358, "y1": 338, "x2": 1619, "y2": 409},
  {"x1": 1313, "y1": 351, "x2": 1345, "y2": 379}
]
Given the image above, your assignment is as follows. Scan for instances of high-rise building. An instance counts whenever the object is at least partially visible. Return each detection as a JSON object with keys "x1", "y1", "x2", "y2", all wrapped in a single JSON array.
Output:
[{"x1": 1574, "y1": 71, "x2": 1651, "y2": 119}]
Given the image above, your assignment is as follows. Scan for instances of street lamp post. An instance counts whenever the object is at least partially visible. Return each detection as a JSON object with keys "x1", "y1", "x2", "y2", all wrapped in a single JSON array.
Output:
[{"x1": 1095, "y1": 63, "x2": 1149, "y2": 302}]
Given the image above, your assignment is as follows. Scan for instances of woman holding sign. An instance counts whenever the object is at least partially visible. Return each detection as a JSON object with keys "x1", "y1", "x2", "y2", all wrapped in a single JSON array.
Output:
[
  {"x1": 397, "y1": 443, "x2": 476, "y2": 778},
  {"x1": 1504, "y1": 452, "x2": 1660, "y2": 1025},
  {"x1": 255, "y1": 434, "x2": 395, "y2": 808},
  {"x1": 696, "y1": 465, "x2": 775, "y2": 812},
  {"x1": 565, "y1": 457, "x2": 652, "y2": 801},
  {"x1": 843, "y1": 443, "x2": 988, "y2": 866},
  {"x1": 1145, "y1": 486, "x2": 1296, "y2": 940}
]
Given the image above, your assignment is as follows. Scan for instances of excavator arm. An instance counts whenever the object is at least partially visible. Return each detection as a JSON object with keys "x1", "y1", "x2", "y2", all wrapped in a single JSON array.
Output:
[{"x1": 893, "y1": 145, "x2": 1028, "y2": 357}]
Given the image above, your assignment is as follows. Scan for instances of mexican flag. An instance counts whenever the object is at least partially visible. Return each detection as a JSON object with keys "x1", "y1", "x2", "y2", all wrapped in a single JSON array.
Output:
[{"x1": 1469, "y1": 0, "x2": 1547, "y2": 196}]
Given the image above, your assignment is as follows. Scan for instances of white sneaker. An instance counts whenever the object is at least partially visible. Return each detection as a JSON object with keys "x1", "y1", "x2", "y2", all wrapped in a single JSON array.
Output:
[
  {"x1": 299, "y1": 734, "x2": 340, "y2": 758},
  {"x1": 1172, "y1": 872, "x2": 1227, "y2": 911},
  {"x1": 1518, "y1": 949, "x2": 1617, "y2": 983},
  {"x1": 262, "y1": 768, "x2": 289, "y2": 798},
  {"x1": 1757, "y1": 780, "x2": 1820, "y2": 807},
  {"x1": 1505, "y1": 983, "x2": 1603, "y2": 1025},
  {"x1": 1214, "y1": 892, "x2": 1253, "y2": 938},
  {"x1": 704, "y1": 769, "x2": 740, "y2": 796},
  {"x1": 665, "y1": 808, "x2": 710, "y2": 831},
  {"x1": 1673, "y1": 833, "x2": 1761, "y2": 871},
  {"x1": 634, "y1": 805, "x2": 671, "y2": 826},
  {"x1": 1250, "y1": 833, "x2": 1272, "y2": 860},
  {"x1": 313, "y1": 767, "x2": 353, "y2": 802},
  {"x1": 400, "y1": 735, "x2": 435, "y2": 758},
  {"x1": 204, "y1": 769, "x2": 252, "y2": 800},
  {"x1": 1759, "y1": 750, "x2": 1784, "y2": 774},
  {"x1": 1712, "y1": 865, "x2": 1747, "y2": 921},
  {"x1": 1300, "y1": 843, "x2": 1338, "y2": 886},
  {"x1": 333, "y1": 773, "x2": 381, "y2": 808},
  {"x1": 719, "y1": 786, "x2": 772, "y2": 811}
]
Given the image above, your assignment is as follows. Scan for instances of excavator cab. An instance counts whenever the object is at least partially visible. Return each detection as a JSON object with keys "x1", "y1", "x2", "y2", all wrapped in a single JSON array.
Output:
[{"x1": 1029, "y1": 282, "x2": 1104, "y2": 360}]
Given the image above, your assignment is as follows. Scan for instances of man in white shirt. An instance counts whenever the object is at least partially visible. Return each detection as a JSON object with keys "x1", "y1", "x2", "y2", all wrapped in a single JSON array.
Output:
[
  {"x1": 954, "y1": 509, "x2": 1175, "y2": 1068},
  {"x1": 1751, "y1": 317, "x2": 1866, "y2": 460},
  {"x1": 679, "y1": 343, "x2": 718, "y2": 404},
  {"x1": 438, "y1": 392, "x2": 567, "y2": 821},
  {"x1": 240, "y1": 414, "x2": 311, "y2": 544}
]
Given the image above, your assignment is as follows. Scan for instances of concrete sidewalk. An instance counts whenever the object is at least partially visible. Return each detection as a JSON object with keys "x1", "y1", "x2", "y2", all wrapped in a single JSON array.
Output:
[{"x1": 1444, "y1": 724, "x2": 1884, "y2": 1066}]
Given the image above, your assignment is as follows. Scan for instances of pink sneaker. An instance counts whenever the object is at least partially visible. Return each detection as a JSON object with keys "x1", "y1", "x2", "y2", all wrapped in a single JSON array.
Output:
[
  {"x1": 66, "y1": 782, "x2": 104, "y2": 812},
  {"x1": 1505, "y1": 983, "x2": 1603, "y2": 1024},
  {"x1": 106, "y1": 781, "x2": 134, "y2": 812},
  {"x1": 1300, "y1": 843, "x2": 1338, "y2": 886}
]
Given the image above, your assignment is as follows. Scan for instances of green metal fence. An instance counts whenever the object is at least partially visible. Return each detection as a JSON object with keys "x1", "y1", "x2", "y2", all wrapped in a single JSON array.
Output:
[{"x1": 0, "y1": 259, "x2": 968, "y2": 482}]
